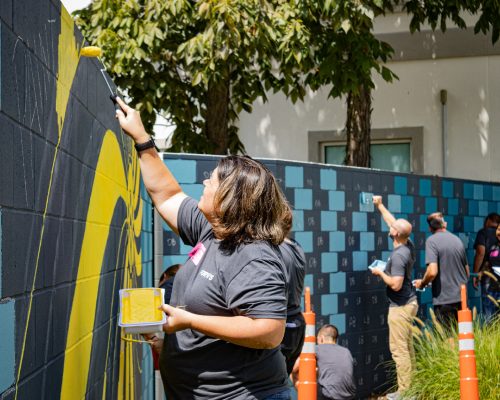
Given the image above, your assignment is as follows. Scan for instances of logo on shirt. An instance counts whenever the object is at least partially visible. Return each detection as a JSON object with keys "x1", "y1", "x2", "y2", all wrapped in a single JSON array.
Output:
[{"x1": 200, "y1": 270, "x2": 214, "y2": 281}]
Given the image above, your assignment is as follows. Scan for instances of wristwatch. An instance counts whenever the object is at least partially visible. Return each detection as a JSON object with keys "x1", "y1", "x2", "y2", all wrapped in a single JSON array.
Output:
[{"x1": 134, "y1": 137, "x2": 159, "y2": 153}]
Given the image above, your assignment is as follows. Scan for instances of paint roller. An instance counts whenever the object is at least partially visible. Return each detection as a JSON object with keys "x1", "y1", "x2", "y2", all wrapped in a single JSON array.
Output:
[{"x1": 80, "y1": 46, "x2": 122, "y2": 112}]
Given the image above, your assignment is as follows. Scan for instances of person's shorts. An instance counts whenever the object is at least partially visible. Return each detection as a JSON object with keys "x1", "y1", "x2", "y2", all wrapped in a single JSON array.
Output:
[
  {"x1": 433, "y1": 302, "x2": 461, "y2": 330},
  {"x1": 280, "y1": 313, "x2": 306, "y2": 375}
]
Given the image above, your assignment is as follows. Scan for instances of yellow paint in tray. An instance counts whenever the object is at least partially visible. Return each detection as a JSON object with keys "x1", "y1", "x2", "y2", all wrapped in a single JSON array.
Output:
[{"x1": 121, "y1": 288, "x2": 164, "y2": 324}]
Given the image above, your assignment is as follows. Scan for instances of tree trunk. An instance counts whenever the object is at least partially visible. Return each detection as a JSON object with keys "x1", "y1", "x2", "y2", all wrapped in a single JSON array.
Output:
[
  {"x1": 205, "y1": 77, "x2": 230, "y2": 155},
  {"x1": 344, "y1": 84, "x2": 372, "y2": 167}
]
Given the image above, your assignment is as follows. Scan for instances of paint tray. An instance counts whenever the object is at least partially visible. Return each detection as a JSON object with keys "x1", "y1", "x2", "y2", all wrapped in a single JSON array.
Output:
[{"x1": 118, "y1": 288, "x2": 166, "y2": 334}]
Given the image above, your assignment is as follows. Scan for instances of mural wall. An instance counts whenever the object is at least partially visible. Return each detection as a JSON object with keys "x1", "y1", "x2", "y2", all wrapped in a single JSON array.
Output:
[
  {"x1": 158, "y1": 153, "x2": 500, "y2": 398},
  {"x1": 0, "y1": 1, "x2": 153, "y2": 399}
]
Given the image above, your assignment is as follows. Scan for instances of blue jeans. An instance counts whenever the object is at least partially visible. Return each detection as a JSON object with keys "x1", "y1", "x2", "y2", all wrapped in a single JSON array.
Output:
[
  {"x1": 481, "y1": 280, "x2": 500, "y2": 321},
  {"x1": 263, "y1": 389, "x2": 291, "y2": 400}
]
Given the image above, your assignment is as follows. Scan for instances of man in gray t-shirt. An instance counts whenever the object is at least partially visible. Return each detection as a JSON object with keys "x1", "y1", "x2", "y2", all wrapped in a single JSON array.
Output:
[
  {"x1": 315, "y1": 325, "x2": 356, "y2": 400},
  {"x1": 370, "y1": 196, "x2": 418, "y2": 398},
  {"x1": 414, "y1": 212, "x2": 469, "y2": 326}
]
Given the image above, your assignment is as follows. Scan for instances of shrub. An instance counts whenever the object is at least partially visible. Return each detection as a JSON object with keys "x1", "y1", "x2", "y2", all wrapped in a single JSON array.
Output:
[{"x1": 403, "y1": 312, "x2": 500, "y2": 400}]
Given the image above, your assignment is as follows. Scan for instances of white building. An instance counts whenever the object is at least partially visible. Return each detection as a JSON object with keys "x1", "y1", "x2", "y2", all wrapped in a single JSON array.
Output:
[{"x1": 238, "y1": 11, "x2": 500, "y2": 182}]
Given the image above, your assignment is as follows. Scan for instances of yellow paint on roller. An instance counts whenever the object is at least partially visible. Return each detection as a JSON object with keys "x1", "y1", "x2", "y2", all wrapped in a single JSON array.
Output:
[
  {"x1": 60, "y1": 131, "x2": 143, "y2": 399},
  {"x1": 80, "y1": 45, "x2": 102, "y2": 57}
]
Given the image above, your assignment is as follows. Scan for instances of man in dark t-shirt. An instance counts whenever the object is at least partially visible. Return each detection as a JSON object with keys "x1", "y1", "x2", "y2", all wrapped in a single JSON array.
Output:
[
  {"x1": 472, "y1": 213, "x2": 500, "y2": 319},
  {"x1": 414, "y1": 212, "x2": 469, "y2": 326},
  {"x1": 370, "y1": 196, "x2": 418, "y2": 399},
  {"x1": 279, "y1": 238, "x2": 306, "y2": 374}
]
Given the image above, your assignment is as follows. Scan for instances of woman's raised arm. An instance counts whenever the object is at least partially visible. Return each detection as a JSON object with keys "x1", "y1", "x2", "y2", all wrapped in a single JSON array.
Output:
[{"x1": 116, "y1": 97, "x2": 187, "y2": 232}]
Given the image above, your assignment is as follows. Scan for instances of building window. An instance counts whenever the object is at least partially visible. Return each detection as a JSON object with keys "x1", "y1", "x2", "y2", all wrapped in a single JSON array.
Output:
[
  {"x1": 323, "y1": 140, "x2": 411, "y2": 173},
  {"x1": 308, "y1": 127, "x2": 423, "y2": 174}
]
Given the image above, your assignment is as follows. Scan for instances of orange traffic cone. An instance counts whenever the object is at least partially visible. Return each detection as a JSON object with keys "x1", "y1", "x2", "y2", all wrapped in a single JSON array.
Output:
[
  {"x1": 298, "y1": 287, "x2": 317, "y2": 400},
  {"x1": 458, "y1": 284, "x2": 480, "y2": 400}
]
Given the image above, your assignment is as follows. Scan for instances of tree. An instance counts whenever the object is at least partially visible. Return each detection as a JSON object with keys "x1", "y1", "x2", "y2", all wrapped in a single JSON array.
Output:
[
  {"x1": 277, "y1": 0, "x2": 500, "y2": 167},
  {"x1": 76, "y1": 1, "x2": 500, "y2": 160},
  {"x1": 75, "y1": 0, "x2": 307, "y2": 155}
]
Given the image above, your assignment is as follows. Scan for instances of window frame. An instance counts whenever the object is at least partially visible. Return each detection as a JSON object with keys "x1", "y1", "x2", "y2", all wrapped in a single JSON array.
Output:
[{"x1": 308, "y1": 127, "x2": 424, "y2": 174}]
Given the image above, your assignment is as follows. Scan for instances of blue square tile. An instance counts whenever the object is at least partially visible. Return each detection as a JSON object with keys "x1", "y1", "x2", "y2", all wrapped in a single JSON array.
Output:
[
  {"x1": 419, "y1": 179, "x2": 432, "y2": 196},
  {"x1": 321, "y1": 294, "x2": 338, "y2": 315},
  {"x1": 478, "y1": 201, "x2": 488, "y2": 216},
  {"x1": 425, "y1": 197, "x2": 437, "y2": 213},
  {"x1": 489, "y1": 202, "x2": 498, "y2": 214},
  {"x1": 321, "y1": 253, "x2": 338, "y2": 273},
  {"x1": 388, "y1": 195, "x2": 401, "y2": 213},
  {"x1": 330, "y1": 272, "x2": 346, "y2": 293},
  {"x1": 182, "y1": 183, "x2": 204, "y2": 200},
  {"x1": 320, "y1": 169, "x2": 337, "y2": 190},
  {"x1": 295, "y1": 231, "x2": 313, "y2": 253},
  {"x1": 483, "y1": 185, "x2": 492, "y2": 201},
  {"x1": 292, "y1": 210, "x2": 304, "y2": 231},
  {"x1": 295, "y1": 188, "x2": 313, "y2": 210},
  {"x1": 463, "y1": 217, "x2": 474, "y2": 232},
  {"x1": 474, "y1": 217, "x2": 483, "y2": 232},
  {"x1": 329, "y1": 232, "x2": 345, "y2": 252},
  {"x1": 360, "y1": 232, "x2": 375, "y2": 251},
  {"x1": 419, "y1": 215, "x2": 428, "y2": 231},
  {"x1": 473, "y1": 184, "x2": 483, "y2": 200},
  {"x1": 353, "y1": 251, "x2": 368, "y2": 271},
  {"x1": 321, "y1": 211, "x2": 337, "y2": 231},
  {"x1": 285, "y1": 166, "x2": 304, "y2": 188},
  {"x1": 447, "y1": 199, "x2": 459, "y2": 215},
  {"x1": 165, "y1": 159, "x2": 197, "y2": 183},
  {"x1": 329, "y1": 191, "x2": 345, "y2": 211},
  {"x1": 352, "y1": 212, "x2": 367, "y2": 232},
  {"x1": 329, "y1": 314, "x2": 346, "y2": 334},
  {"x1": 401, "y1": 196, "x2": 414, "y2": 214},
  {"x1": 442, "y1": 181, "x2": 454, "y2": 198},
  {"x1": 0, "y1": 300, "x2": 15, "y2": 393},
  {"x1": 492, "y1": 186, "x2": 500, "y2": 201},
  {"x1": 445, "y1": 216, "x2": 454, "y2": 232},
  {"x1": 463, "y1": 183, "x2": 474, "y2": 199},
  {"x1": 394, "y1": 176, "x2": 407, "y2": 195},
  {"x1": 468, "y1": 200, "x2": 479, "y2": 216},
  {"x1": 304, "y1": 274, "x2": 314, "y2": 294}
]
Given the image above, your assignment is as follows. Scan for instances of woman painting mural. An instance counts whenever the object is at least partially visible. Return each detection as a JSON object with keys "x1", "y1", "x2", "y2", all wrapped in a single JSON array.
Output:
[{"x1": 116, "y1": 98, "x2": 292, "y2": 400}]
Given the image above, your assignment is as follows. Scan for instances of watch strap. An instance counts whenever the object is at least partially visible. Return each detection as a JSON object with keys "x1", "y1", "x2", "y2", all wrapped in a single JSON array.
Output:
[{"x1": 134, "y1": 138, "x2": 159, "y2": 153}]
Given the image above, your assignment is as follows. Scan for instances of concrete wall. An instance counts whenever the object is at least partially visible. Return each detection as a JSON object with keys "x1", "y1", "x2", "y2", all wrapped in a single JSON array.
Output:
[
  {"x1": 237, "y1": 23, "x2": 500, "y2": 183},
  {"x1": 159, "y1": 153, "x2": 499, "y2": 398},
  {"x1": 0, "y1": 1, "x2": 153, "y2": 398}
]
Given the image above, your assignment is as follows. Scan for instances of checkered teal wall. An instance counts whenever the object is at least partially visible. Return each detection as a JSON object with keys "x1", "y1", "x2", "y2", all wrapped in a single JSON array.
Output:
[{"x1": 159, "y1": 153, "x2": 500, "y2": 398}]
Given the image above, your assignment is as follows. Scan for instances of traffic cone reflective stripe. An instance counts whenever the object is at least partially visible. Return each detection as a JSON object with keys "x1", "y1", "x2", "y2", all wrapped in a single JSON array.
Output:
[
  {"x1": 457, "y1": 284, "x2": 479, "y2": 400},
  {"x1": 298, "y1": 287, "x2": 317, "y2": 400}
]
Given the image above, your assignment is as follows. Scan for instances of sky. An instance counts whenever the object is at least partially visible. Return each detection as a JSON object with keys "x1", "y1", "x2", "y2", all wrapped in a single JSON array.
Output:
[{"x1": 61, "y1": 0, "x2": 92, "y2": 13}]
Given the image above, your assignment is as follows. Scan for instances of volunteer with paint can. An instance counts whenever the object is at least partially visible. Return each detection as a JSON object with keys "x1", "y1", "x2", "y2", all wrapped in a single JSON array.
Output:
[{"x1": 115, "y1": 97, "x2": 292, "y2": 400}]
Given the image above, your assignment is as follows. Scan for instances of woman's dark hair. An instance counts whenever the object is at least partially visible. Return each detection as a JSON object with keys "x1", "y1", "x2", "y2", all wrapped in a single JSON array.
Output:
[{"x1": 212, "y1": 156, "x2": 292, "y2": 248}]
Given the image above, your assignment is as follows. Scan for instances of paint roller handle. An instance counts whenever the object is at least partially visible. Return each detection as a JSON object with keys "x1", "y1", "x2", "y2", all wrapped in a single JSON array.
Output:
[
  {"x1": 115, "y1": 97, "x2": 149, "y2": 143},
  {"x1": 110, "y1": 94, "x2": 122, "y2": 113}
]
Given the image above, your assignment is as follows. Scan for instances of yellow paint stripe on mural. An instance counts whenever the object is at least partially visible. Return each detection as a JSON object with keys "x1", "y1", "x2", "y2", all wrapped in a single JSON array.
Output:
[
  {"x1": 61, "y1": 131, "x2": 130, "y2": 399},
  {"x1": 14, "y1": 8, "x2": 81, "y2": 400}
]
